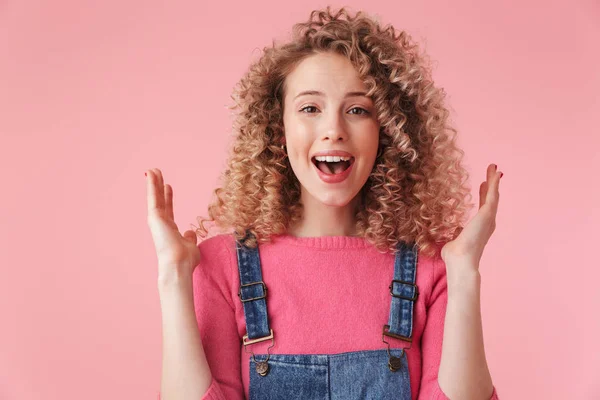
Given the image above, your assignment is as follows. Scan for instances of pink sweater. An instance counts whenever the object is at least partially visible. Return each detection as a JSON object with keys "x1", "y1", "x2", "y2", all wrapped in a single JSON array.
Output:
[{"x1": 163, "y1": 233, "x2": 499, "y2": 400}]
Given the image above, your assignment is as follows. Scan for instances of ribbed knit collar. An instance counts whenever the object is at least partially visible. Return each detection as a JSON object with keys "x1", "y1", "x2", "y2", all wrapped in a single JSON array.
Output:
[{"x1": 269, "y1": 233, "x2": 372, "y2": 249}]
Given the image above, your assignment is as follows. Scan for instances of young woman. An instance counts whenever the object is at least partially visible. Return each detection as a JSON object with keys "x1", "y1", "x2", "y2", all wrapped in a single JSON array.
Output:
[{"x1": 147, "y1": 7, "x2": 501, "y2": 400}]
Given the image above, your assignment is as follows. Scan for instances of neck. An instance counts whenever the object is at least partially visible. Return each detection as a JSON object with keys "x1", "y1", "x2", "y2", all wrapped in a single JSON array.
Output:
[{"x1": 288, "y1": 189, "x2": 361, "y2": 237}]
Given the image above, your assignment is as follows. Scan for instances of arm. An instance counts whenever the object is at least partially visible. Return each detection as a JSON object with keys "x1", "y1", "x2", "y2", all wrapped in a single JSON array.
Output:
[
  {"x1": 435, "y1": 163, "x2": 502, "y2": 399},
  {"x1": 437, "y1": 263, "x2": 497, "y2": 400},
  {"x1": 158, "y1": 236, "x2": 243, "y2": 400},
  {"x1": 418, "y1": 255, "x2": 498, "y2": 400},
  {"x1": 158, "y1": 271, "x2": 214, "y2": 400}
]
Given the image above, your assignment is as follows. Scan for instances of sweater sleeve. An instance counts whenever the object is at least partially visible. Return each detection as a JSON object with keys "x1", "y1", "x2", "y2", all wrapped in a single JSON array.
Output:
[
  {"x1": 193, "y1": 235, "x2": 244, "y2": 400},
  {"x1": 417, "y1": 251, "x2": 499, "y2": 400}
]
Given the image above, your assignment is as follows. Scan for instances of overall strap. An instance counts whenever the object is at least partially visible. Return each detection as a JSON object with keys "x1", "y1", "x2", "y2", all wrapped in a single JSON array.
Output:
[
  {"x1": 384, "y1": 241, "x2": 419, "y2": 342},
  {"x1": 235, "y1": 231, "x2": 272, "y2": 340}
]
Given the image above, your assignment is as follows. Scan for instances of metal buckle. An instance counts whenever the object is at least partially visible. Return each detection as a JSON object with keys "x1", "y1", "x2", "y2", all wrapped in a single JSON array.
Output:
[
  {"x1": 382, "y1": 324, "x2": 413, "y2": 343},
  {"x1": 242, "y1": 328, "x2": 274, "y2": 346},
  {"x1": 243, "y1": 329, "x2": 275, "y2": 377},
  {"x1": 382, "y1": 325, "x2": 409, "y2": 372},
  {"x1": 238, "y1": 281, "x2": 267, "y2": 303},
  {"x1": 388, "y1": 279, "x2": 418, "y2": 301}
]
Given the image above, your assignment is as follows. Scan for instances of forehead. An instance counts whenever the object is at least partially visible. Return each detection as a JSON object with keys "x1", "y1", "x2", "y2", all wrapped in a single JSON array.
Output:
[{"x1": 284, "y1": 52, "x2": 367, "y2": 98}]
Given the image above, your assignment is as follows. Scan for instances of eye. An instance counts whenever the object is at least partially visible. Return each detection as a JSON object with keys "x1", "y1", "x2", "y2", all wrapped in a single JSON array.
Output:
[
  {"x1": 348, "y1": 107, "x2": 369, "y2": 115},
  {"x1": 299, "y1": 105, "x2": 319, "y2": 113},
  {"x1": 298, "y1": 106, "x2": 369, "y2": 115}
]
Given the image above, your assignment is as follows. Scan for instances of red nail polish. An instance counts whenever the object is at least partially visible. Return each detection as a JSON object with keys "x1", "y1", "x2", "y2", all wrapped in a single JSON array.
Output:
[
  {"x1": 500, "y1": 172, "x2": 503, "y2": 178},
  {"x1": 145, "y1": 172, "x2": 147, "y2": 177},
  {"x1": 494, "y1": 164, "x2": 497, "y2": 171}
]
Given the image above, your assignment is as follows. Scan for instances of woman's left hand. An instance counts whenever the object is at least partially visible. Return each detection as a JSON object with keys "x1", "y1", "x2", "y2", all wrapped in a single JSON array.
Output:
[{"x1": 441, "y1": 163, "x2": 503, "y2": 271}]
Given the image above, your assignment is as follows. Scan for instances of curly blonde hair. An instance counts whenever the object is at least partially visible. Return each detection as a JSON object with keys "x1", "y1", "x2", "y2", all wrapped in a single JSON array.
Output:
[{"x1": 195, "y1": 6, "x2": 474, "y2": 258}]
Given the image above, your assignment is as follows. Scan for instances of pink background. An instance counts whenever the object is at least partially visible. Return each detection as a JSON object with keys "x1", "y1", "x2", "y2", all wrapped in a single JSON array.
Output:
[{"x1": 1, "y1": 1, "x2": 598, "y2": 399}]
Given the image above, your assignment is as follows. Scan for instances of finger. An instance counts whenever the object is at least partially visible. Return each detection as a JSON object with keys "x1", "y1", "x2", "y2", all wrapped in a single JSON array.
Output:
[
  {"x1": 479, "y1": 181, "x2": 488, "y2": 209},
  {"x1": 165, "y1": 183, "x2": 174, "y2": 221},
  {"x1": 494, "y1": 166, "x2": 502, "y2": 206},
  {"x1": 153, "y1": 168, "x2": 165, "y2": 210},
  {"x1": 485, "y1": 164, "x2": 500, "y2": 211},
  {"x1": 183, "y1": 230, "x2": 197, "y2": 245},
  {"x1": 486, "y1": 163, "x2": 496, "y2": 183},
  {"x1": 154, "y1": 168, "x2": 164, "y2": 191},
  {"x1": 146, "y1": 169, "x2": 159, "y2": 213}
]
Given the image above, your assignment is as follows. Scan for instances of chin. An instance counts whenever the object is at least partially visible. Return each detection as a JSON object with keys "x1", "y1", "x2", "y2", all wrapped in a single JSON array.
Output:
[{"x1": 313, "y1": 190, "x2": 356, "y2": 208}]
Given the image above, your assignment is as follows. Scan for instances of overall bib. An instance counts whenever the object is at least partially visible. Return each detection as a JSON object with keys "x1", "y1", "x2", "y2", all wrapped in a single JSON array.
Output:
[{"x1": 235, "y1": 232, "x2": 419, "y2": 400}]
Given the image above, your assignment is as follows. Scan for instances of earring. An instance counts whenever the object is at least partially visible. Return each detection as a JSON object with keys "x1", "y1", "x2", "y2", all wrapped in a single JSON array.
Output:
[{"x1": 281, "y1": 143, "x2": 286, "y2": 155}]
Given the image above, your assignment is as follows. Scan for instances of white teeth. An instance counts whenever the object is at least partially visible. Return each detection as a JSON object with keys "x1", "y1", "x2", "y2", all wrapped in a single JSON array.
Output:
[{"x1": 314, "y1": 155, "x2": 351, "y2": 162}]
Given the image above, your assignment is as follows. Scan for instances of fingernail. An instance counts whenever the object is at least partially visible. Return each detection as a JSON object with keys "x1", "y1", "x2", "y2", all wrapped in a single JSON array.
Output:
[
  {"x1": 500, "y1": 172, "x2": 503, "y2": 178},
  {"x1": 145, "y1": 172, "x2": 147, "y2": 177},
  {"x1": 494, "y1": 164, "x2": 497, "y2": 171}
]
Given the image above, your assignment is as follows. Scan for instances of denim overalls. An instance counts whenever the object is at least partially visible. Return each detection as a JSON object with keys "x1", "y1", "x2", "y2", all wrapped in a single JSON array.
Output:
[{"x1": 235, "y1": 232, "x2": 419, "y2": 400}]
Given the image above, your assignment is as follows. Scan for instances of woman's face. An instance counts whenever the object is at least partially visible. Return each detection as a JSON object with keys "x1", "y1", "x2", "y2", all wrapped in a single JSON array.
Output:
[{"x1": 282, "y1": 52, "x2": 380, "y2": 208}]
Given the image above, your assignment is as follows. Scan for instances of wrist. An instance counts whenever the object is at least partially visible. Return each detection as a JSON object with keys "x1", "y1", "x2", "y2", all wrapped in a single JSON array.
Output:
[
  {"x1": 158, "y1": 266, "x2": 193, "y2": 291},
  {"x1": 446, "y1": 264, "x2": 481, "y2": 292}
]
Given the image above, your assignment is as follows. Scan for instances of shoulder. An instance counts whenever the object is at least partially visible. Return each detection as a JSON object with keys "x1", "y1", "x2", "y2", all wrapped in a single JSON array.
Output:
[
  {"x1": 197, "y1": 232, "x2": 236, "y2": 260},
  {"x1": 193, "y1": 233, "x2": 238, "y2": 285},
  {"x1": 191, "y1": 233, "x2": 239, "y2": 310}
]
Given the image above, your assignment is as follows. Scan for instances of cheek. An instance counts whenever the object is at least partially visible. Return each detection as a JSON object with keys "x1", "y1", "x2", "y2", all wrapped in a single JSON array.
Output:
[
  {"x1": 285, "y1": 127, "x2": 312, "y2": 159},
  {"x1": 359, "y1": 131, "x2": 380, "y2": 172},
  {"x1": 284, "y1": 136, "x2": 309, "y2": 172},
  {"x1": 288, "y1": 143, "x2": 311, "y2": 168},
  {"x1": 361, "y1": 130, "x2": 380, "y2": 157}
]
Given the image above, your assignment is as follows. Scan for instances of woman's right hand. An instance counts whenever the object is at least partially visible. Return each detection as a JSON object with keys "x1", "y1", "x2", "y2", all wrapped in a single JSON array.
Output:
[{"x1": 146, "y1": 168, "x2": 201, "y2": 284}]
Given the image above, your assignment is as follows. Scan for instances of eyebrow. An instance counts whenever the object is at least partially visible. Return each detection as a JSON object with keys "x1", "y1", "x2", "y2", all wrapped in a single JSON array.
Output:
[{"x1": 293, "y1": 90, "x2": 370, "y2": 100}]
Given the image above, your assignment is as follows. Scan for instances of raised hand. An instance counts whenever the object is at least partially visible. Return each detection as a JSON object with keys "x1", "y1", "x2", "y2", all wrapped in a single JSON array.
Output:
[
  {"x1": 146, "y1": 168, "x2": 201, "y2": 283},
  {"x1": 441, "y1": 163, "x2": 503, "y2": 270}
]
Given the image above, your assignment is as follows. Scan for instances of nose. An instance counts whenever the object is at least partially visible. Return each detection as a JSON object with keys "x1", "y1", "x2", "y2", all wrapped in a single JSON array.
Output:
[{"x1": 321, "y1": 111, "x2": 349, "y2": 142}]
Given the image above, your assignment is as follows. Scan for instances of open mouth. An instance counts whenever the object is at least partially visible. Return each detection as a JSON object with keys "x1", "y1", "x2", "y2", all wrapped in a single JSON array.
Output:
[{"x1": 311, "y1": 156, "x2": 355, "y2": 175}]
